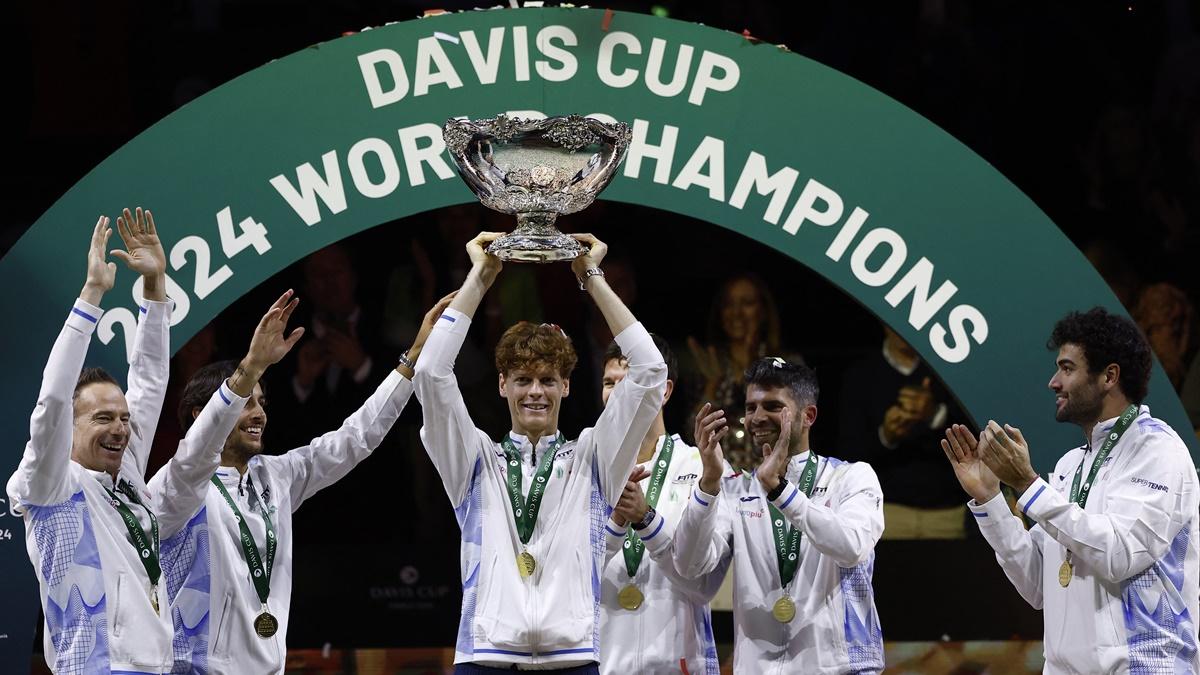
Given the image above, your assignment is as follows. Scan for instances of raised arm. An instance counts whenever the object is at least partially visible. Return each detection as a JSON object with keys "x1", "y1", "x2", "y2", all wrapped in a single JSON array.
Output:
[
  {"x1": 148, "y1": 290, "x2": 303, "y2": 533},
  {"x1": 574, "y1": 235, "x2": 667, "y2": 505},
  {"x1": 415, "y1": 256, "x2": 494, "y2": 508},
  {"x1": 7, "y1": 217, "x2": 115, "y2": 511},
  {"x1": 280, "y1": 293, "x2": 457, "y2": 509},
  {"x1": 112, "y1": 207, "x2": 171, "y2": 477}
]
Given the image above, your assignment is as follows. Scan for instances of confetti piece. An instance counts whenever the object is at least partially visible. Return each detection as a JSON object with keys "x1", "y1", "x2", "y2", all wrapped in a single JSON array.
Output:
[
  {"x1": 422, "y1": 9, "x2": 449, "y2": 16},
  {"x1": 602, "y1": 8, "x2": 614, "y2": 31},
  {"x1": 509, "y1": 0, "x2": 519, "y2": 7},
  {"x1": 434, "y1": 31, "x2": 460, "y2": 43}
]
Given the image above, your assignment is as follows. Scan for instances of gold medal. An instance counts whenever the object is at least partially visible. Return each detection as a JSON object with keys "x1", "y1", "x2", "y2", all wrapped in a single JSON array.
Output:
[
  {"x1": 150, "y1": 586, "x2": 160, "y2": 613},
  {"x1": 618, "y1": 584, "x2": 644, "y2": 610},
  {"x1": 1058, "y1": 559, "x2": 1073, "y2": 588},
  {"x1": 517, "y1": 551, "x2": 537, "y2": 578},
  {"x1": 772, "y1": 596, "x2": 796, "y2": 623},
  {"x1": 254, "y1": 610, "x2": 279, "y2": 638}
]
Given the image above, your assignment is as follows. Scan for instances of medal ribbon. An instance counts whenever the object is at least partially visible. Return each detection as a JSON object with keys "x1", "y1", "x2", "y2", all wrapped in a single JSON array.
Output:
[
  {"x1": 501, "y1": 434, "x2": 563, "y2": 544},
  {"x1": 1069, "y1": 404, "x2": 1138, "y2": 508},
  {"x1": 768, "y1": 452, "x2": 819, "y2": 588},
  {"x1": 102, "y1": 479, "x2": 160, "y2": 585},
  {"x1": 211, "y1": 474, "x2": 277, "y2": 604},
  {"x1": 622, "y1": 435, "x2": 676, "y2": 578}
]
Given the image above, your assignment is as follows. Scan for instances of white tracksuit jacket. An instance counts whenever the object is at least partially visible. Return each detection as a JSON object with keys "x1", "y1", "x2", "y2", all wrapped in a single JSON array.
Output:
[
  {"x1": 672, "y1": 451, "x2": 886, "y2": 675},
  {"x1": 414, "y1": 308, "x2": 666, "y2": 669},
  {"x1": 156, "y1": 370, "x2": 413, "y2": 674},
  {"x1": 7, "y1": 298, "x2": 244, "y2": 674},
  {"x1": 598, "y1": 434, "x2": 726, "y2": 675},
  {"x1": 971, "y1": 405, "x2": 1200, "y2": 674}
]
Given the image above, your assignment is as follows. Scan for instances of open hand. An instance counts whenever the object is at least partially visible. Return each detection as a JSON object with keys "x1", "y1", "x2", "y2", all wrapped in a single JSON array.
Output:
[
  {"x1": 940, "y1": 424, "x2": 1001, "y2": 503},
  {"x1": 85, "y1": 216, "x2": 117, "y2": 295},
  {"x1": 111, "y1": 207, "x2": 166, "y2": 280},
  {"x1": 245, "y1": 290, "x2": 305, "y2": 372},
  {"x1": 694, "y1": 402, "x2": 729, "y2": 495},
  {"x1": 757, "y1": 407, "x2": 793, "y2": 493}
]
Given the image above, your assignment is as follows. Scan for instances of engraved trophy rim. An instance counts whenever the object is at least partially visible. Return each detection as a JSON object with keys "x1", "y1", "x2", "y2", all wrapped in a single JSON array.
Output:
[{"x1": 442, "y1": 114, "x2": 632, "y2": 263}]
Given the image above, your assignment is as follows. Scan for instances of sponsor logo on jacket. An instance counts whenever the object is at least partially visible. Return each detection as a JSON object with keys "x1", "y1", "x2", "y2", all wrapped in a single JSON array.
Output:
[{"x1": 1131, "y1": 476, "x2": 1168, "y2": 492}]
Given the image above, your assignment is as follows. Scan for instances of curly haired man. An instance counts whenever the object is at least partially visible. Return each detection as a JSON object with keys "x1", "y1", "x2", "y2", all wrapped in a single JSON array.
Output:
[{"x1": 942, "y1": 307, "x2": 1200, "y2": 673}]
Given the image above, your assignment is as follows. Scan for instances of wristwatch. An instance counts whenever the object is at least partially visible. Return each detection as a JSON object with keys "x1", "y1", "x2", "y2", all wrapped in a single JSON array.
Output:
[
  {"x1": 632, "y1": 507, "x2": 657, "y2": 531},
  {"x1": 577, "y1": 267, "x2": 605, "y2": 290},
  {"x1": 766, "y1": 479, "x2": 789, "y2": 502},
  {"x1": 398, "y1": 350, "x2": 415, "y2": 370}
]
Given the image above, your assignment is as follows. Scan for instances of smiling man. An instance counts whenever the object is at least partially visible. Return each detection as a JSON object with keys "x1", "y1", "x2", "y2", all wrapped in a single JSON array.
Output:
[
  {"x1": 7, "y1": 209, "x2": 253, "y2": 674},
  {"x1": 942, "y1": 307, "x2": 1200, "y2": 673},
  {"x1": 414, "y1": 232, "x2": 666, "y2": 674},
  {"x1": 155, "y1": 289, "x2": 456, "y2": 674},
  {"x1": 671, "y1": 357, "x2": 885, "y2": 674}
]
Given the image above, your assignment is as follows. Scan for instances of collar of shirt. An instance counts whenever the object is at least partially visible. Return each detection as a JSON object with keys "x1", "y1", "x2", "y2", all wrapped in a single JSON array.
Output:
[
  {"x1": 1086, "y1": 404, "x2": 1148, "y2": 451},
  {"x1": 506, "y1": 431, "x2": 565, "y2": 466},
  {"x1": 784, "y1": 450, "x2": 814, "y2": 484},
  {"x1": 83, "y1": 466, "x2": 117, "y2": 490}
]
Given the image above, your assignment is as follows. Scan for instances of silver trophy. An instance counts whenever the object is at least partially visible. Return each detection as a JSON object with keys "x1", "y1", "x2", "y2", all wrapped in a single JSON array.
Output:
[{"x1": 443, "y1": 114, "x2": 632, "y2": 262}]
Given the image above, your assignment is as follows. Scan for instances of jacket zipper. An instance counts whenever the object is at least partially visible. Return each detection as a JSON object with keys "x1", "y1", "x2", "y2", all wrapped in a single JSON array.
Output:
[{"x1": 529, "y1": 546, "x2": 539, "y2": 663}]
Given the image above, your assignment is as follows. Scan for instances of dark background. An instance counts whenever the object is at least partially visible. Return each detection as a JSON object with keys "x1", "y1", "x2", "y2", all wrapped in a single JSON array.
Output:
[{"x1": 9, "y1": 0, "x2": 1199, "y2": 653}]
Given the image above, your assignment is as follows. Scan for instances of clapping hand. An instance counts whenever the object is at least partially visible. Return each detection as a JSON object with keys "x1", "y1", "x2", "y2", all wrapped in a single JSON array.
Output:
[
  {"x1": 757, "y1": 408, "x2": 793, "y2": 493},
  {"x1": 695, "y1": 402, "x2": 729, "y2": 495}
]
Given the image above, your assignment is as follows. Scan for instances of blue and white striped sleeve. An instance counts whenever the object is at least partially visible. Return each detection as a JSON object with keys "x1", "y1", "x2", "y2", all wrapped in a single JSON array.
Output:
[
  {"x1": 671, "y1": 485, "x2": 730, "y2": 580},
  {"x1": 7, "y1": 299, "x2": 105, "y2": 511}
]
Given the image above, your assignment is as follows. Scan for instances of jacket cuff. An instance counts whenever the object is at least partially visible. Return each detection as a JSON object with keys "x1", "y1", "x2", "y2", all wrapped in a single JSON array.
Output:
[
  {"x1": 770, "y1": 480, "x2": 807, "y2": 513},
  {"x1": 68, "y1": 299, "x2": 104, "y2": 333},
  {"x1": 417, "y1": 307, "x2": 471, "y2": 373},
  {"x1": 138, "y1": 298, "x2": 173, "y2": 323},
  {"x1": 968, "y1": 491, "x2": 1012, "y2": 527},
  {"x1": 1017, "y1": 477, "x2": 1062, "y2": 522},
  {"x1": 215, "y1": 380, "x2": 250, "y2": 409},
  {"x1": 637, "y1": 510, "x2": 673, "y2": 556},
  {"x1": 613, "y1": 321, "x2": 657, "y2": 366},
  {"x1": 604, "y1": 516, "x2": 626, "y2": 544}
]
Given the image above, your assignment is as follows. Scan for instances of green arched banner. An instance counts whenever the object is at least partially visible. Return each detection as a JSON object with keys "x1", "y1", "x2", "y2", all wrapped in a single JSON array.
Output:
[{"x1": 1, "y1": 7, "x2": 1190, "y2": 667}]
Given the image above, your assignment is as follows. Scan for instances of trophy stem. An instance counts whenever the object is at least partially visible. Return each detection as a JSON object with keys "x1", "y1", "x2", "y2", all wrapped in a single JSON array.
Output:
[
  {"x1": 513, "y1": 211, "x2": 561, "y2": 236},
  {"x1": 486, "y1": 211, "x2": 585, "y2": 263}
]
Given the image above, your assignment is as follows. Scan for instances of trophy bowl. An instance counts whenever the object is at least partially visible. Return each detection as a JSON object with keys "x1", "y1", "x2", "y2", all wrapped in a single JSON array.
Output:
[{"x1": 443, "y1": 114, "x2": 632, "y2": 263}]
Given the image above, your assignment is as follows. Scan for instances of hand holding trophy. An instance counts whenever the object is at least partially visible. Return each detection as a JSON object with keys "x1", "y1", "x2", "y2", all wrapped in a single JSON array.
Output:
[{"x1": 443, "y1": 114, "x2": 632, "y2": 263}]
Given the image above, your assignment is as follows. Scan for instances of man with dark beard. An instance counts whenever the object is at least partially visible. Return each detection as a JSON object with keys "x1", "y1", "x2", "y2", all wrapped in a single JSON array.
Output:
[{"x1": 942, "y1": 307, "x2": 1200, "y2": 673}]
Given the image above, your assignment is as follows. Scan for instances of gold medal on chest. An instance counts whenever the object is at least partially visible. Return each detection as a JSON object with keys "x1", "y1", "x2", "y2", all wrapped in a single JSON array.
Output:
[{"x1": 517, "y1": 551, "x2": 537, "y2": 578}]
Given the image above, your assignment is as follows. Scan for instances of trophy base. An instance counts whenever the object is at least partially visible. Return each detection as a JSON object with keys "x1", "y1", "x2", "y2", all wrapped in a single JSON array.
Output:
[{"x1": 486, "y1": 213, "x2": 584, "y2": 263}]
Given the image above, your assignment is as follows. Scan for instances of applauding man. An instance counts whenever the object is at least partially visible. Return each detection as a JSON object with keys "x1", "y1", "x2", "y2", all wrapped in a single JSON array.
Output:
[
  {"x1": 672, "y1": 358, "x2": 885, "y2": 674},
  {"x1": 597, "y1": 336, "x2": 726, "y2": 675},
  {"x1": 942, "y1": 307, "x2": 1199, "y2": 672},
  {"x1": 414, "y1": 233, "x2": 666, "y2": 673}
]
